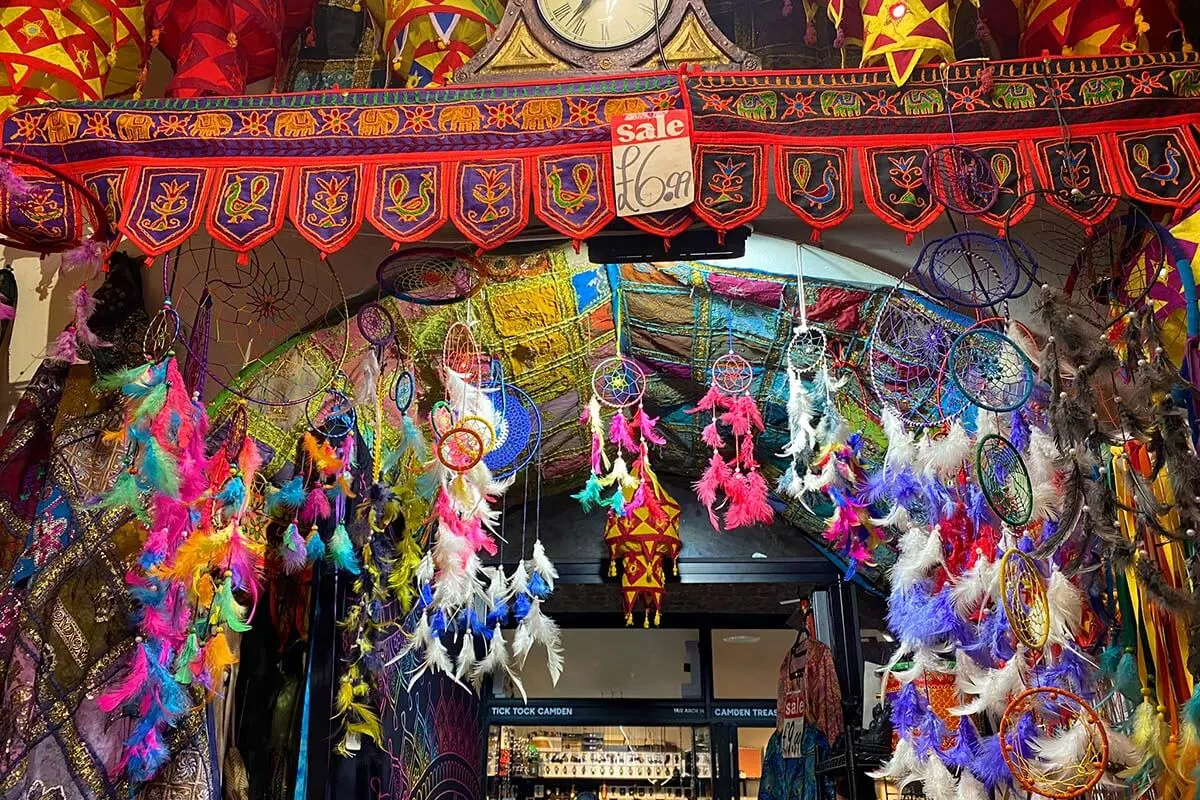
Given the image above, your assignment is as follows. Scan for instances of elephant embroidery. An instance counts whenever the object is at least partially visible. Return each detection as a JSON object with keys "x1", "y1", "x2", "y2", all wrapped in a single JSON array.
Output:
[
  {"x1": 1080, "y1": 76, "x2": 1124, "y2": 105},
  {"x1": 901, "y1": 89, "x2": 944, "y2": 116},
  {"x1": 44, "y1": 111, "x2": 82, "y2": 144},
  {"x1": 992, "y1": 82, "x2": 1036, "y2": 110},
  {"x1": 116, "y1": 113, "x2": 153, "y2": 141},
  {"x1": 520, "y1": 99, "x2": 564, "y2": 131},
  {"x1": 357, "y1": 108, "x2": 400, "y2": 136},
  {"x1": 273, "y1": 110, "x2": 318, "y2": 138},
  {"x1": 736, "y1": 91, "x2": 778, "y2": 121},
  {"x1": 438, "y1": 104, "x2": 482, "y2": 132},
  {"x1": 189, "y1": 113, "x2": 233, "y2": 138},
  {"x1": 819, "y1": 90, "x2": 862, "y2": 118},
  {"x1": 603, "y1": 97, "x2": 648, "y2": 121},
  {"x1": 1171, "y1": 69, "x2": 1200, "y2": 98}
]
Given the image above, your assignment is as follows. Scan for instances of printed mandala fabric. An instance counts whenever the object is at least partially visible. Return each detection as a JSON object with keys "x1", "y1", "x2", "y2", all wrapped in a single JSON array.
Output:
[
  {"x1": 0, "y1": 0, "x2": 147, "y2": 115},
  {"x1": 148, "y1": 0, "x2": 316, "y2": 96},
  {"x1": 0, "y1": 256, "x2": 218, "y2": 800}
]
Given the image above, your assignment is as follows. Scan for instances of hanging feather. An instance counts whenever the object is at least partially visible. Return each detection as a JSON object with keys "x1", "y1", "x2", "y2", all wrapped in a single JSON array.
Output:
[
  {"x1": 632, "y1": 406, "x2": 666, "y2": 446},
  {"x1": 695, "y1": 452, "x2": 732, "y2": 530},
  {"x1": 140, "y1": 438, "x2": 181, "y2": 499},
  {"x1": 949, "y1": 555, "x2": 997, "y2": 614},
  {"x1": 72, "y1": 285, "x2": 111, "y2": 349},
  {"x1": 305, "y1": 527, "x2": 326, "y2": 561},
  {"x1": 531, "y1": 540, "x2": 558, "y2": 594},
  {"x1": 955, "y1": 773, "x2": 988, "y2": 800},
  {"x1": 781, "y1": 367, "x2": 819, "y2": 459},
  {"x1": 1045, "y1": 569, "x2": 1083, "y2": 647},
  {"x1": 920, "y1": 752, "x2": 958, "y2": 800},
  {"x1": 971, "y1": 735, "x2": 1014, "y2": 791},
  {"x1": 952, "y1": 653, "x2": 1025, "y2": 720},
  {"x1": 916, "y1": 422, "x2": 971, "y2": 479},
  {"x1": 299, "y1": 486, "x2": 332, "y2": 524},
  {"x1": 1032, "y1": 720, "x2": 1094, "y2": 765},
  {"x1": 512, "y1": 599, "x2": 564, "y2": 685},
  {"x1": 941, "y1": 717, "x2": 978, "y2": 769},
  {"x1": 868, "y1": 738, "x2": 920, "y2": 787},
  {"x1": 279, "y1": 523, "x2": 308, "y2": 574},
  {"x1": 352, "y1": 349, "x2": 381, "y2": 406},
  {"x1": 61, "y1": 238, "x2": 104, "y2": 277},
  {"x1": 47, "y1": 327, "x2": 80, "y2": 365},
  {"x1": 455, "y1": 631, "x2": 477, "y2": 682},
  {"x1": 328, "y1": 524, "x2": 361, "y2": 575},
  {"x1": 890, "y1": 525, "x2": 944, "y2": 590},
  {"x1": 882, "y1": 408, "x2": 917, "y2": 472},
  {"x1": 1115, "y1": 650, "x2": 1142, "y2": 703},
  {"x1": 608, "y1": 411, "x2": 638, "y2": 453},
  {"x1": 472, "y1": 624, "x2": 526, "y2": 701}
]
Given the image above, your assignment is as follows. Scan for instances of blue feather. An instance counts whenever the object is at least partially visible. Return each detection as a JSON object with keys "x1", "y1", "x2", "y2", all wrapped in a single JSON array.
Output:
[
  {"x1": 513, "y1": 592, "x2": 533, "y2": 622},
  {"x1": 941, "y1": 719, "x2": 978, "y2": 769},
  {"x1": 267, "y1": 476, "x2": 306, "y2": 514},
  {"x1": 890, "y1": 682, "x2": 925, "y2": 733},
  {"x1": 418, "y1": 583, "x2": 433, "y2": 609},
  {"x1": 966, "y1": 483, "x2": 989, "y2": 528},
  {"x1": 487, "y1": 601, "x2": 510, "y2": 628},
  {"x1": 911, "y1": 710, "x2": 946, "y2": 757},
  {"x1": 216, "y1": 475, "x2": 245, "y2": 512},
  {"x1": 529, "y1": 572, "x2": 551, "y2": 599},
  {"x1": 971, "y1": 735, "x2": 1013, "y2": 790},
  {"x1": 430, "y1": 610, "x2": 448, "y2": 638},
  {"x1": 1009, "y1": 410, "x2": 1031, "y2": 453}
]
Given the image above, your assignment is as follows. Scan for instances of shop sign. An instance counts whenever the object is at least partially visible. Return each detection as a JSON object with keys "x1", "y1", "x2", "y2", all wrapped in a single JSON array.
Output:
[
  {"x1": 611, "y1": 109, "x2": 695, "y2": 217},
  {"x1": 710, "y1": 704, "x2": 777, "y2": 722}
]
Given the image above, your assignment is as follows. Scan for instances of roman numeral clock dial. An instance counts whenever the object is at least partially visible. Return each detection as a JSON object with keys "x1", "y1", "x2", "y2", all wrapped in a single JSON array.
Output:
[{"x1": 537, "y1": 0, "x2": 669, "y2": 50}]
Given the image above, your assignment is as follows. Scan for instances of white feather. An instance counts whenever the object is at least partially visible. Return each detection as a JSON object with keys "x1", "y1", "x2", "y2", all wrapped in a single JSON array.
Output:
[
  {"x1": 600, "y1": 455, "x2": 634, "y2": 488},
  {"x1": 890, "y1": 525, "x2": 944, "y2": 590},
  {"x1": 1025, "y1": 427, "x2": 1065, "y2": 521},
  {"x1": 1032, "y1": 720, "x2": 1093, "y2": 767},
  {"x1": 869, "y1": 504, "x2": 911, "y2": 531},
  {"x1": 881, "y1": 408, "x2": 916, "y2": 472},
  {"x1": 473, "y1": 625, "x2": 527, "y2": 702},
  {"x1": 1006, "y1": 320, "x2": 1041, "y2": 362},
  {"x1": 781, "y1": 367, "x2": 819, "y2": 459},
  {"x1": 804, "y1": 456, "x2": 839, "y2": 492},
  {"x1": 869, "y1": 737, "x2": 919, "y2": 782},
  {"x1": 951, "y1": 650, "x2": 1025, "y2": 720},
  {"x1": 407, "y1": 626, "x2": 459, "y2": 690},
  {"x1": 531, "y1": 540, "x2": 559, "y2": 593},
  {"x1": 1046, "y1": 569, "x2": 1083, "y2": 647},
  {"x1": 949, "y1": 556, "x2": 998, "y2": 614},
  {"x1": 388, "y1": 611, "x2": 433, "y2": 666},
  {"x1": 1103, "y1": 724, "x2": 1141, "y2": 768},
  {"x1": 919, "y1": 754, "x2": 958, "y2": 800},
  {"x1": 455, "y1": 631, "x2": 477, "y2": 683},
  {"x1": 352, "y1": 348, "x2": 381, "y2": 406},
  {"x1": 955, "y1": 773, "x2": 988, "y2": 800},
  {"x1": 892, "y1": 648, "x2": 947, "y2": 684},
  {"x1": 506, "y1": 561, "x2": 530, "y2": 599},
  {"x1": 512, "y1": 600, "x2": 565, "y2": 685},
  {"x1": 445, "y1": 367, "x2": 501, "y2": 432},
  {"x1": 973, "y1": 411, "x2": 999, "y2": 442},
  {"x1": 916, "y1": 422, "x2": 971, "y2": 480},
  {"x1": 484, "y1": 567, "x2": 507, "y2": 607},
  {"x1": 416, "y1": 552, "x2": 436, "y2": 586}
]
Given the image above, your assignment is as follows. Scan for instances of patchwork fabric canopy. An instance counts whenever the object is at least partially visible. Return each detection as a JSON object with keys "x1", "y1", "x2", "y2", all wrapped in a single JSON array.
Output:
[{"x1": 4, "y1": 54, "x2": 1200, "y2": 256}]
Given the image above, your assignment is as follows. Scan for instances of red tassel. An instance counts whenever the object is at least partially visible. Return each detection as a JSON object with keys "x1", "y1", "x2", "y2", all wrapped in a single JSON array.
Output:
[{"x1": 236, "y1": 251, "x2": 249, "y2": 266}]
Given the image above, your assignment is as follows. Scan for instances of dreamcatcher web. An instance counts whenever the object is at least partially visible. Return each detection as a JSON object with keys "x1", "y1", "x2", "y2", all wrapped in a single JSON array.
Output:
[
  {"x1": 949, "y1": 327, "x2": 1035, "y2": 413},
  {"x1": 167, "y1": 237, "x2": 349, "y2": 406}
]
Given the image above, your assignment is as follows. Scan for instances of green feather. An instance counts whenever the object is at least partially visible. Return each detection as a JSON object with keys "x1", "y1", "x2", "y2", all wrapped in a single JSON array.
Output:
[
  {"x1": 132, "y1": 381, "x2": 168, "y2": 420},
  {"x1": 141, "y1": 439, "x2": 180, "y2": 498},
  {"x1": 1184, "y1": 683, "x2": 1200, "y2": 731},
  {"x1": 571, "y1": 474, "x2": 604, "y2": 512},
  {"x1": 603, "y1": 486, "x2": 625, "y2": 516},
  {"x1": 96, "y1": 363, "x2": 153, "y2": 392},
  {"x1": 1098, "y1": 644, "x2": 1122, "y2": 679},
  {"x1": 212, "y1": 577, "x2": 252, "y2": 633},
  {"x1": 173, "y1": 632, "x2": 199, "y2": 684},
  {"x1": 327, "y1": 524, "x2": 360, "y2": 575},
  {"x1": 97, "y1": 472, "x2": 148, "y2": 522},
  {"x1": 1115, "y1": 650, "x2": 1142, "y2": 703}
]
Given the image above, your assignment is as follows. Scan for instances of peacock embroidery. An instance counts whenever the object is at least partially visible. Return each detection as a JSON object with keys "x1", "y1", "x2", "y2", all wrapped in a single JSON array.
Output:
[
  {"x1": 1132, "y1": 141, "x2": 1181, "y2": 186},
  {"x1": 222, "y1": 174, "x2": 271, "y2": 224},
  {"x1": 790, "y1": 157, "x2": 837, "y2": 208},
  {"x1": 386, "y1": 171, "x2": 436, "y2": 222},
  {"x1": 545, "y1": 164, "x2": 596, "y2": 216}
]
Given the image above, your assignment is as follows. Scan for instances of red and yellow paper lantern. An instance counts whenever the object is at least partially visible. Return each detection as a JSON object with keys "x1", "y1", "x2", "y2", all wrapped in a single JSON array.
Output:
[
  {"x1": 372, "y1": 0, "x2": 503, "y2": 87},
  {"x1": 604, "y1": 479, "x2": 682, "y2": 628},
  {"x1": 860, "y1": 0, "x2": 971, "y2": 86}
]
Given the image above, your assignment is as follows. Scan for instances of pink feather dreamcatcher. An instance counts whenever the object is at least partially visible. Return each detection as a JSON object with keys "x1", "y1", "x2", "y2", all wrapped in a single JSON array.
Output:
[
  {"x1": 689, "y1": 309, "x2": 773, "y2": 531},
  {"x1": 573, "y1": 355, "x2": 667, "y2": 522}
]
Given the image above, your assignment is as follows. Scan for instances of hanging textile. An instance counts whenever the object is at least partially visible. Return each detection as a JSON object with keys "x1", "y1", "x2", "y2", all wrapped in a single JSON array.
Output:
[
  {"x1": 1016, "y1": 0, "x2": 1182, "y2": 56},
  {"x1": 860, "y1": 0, "x2": 970, "y2": 86},
  {"x1": 381, "y1": 0, "x2": 504, "y2": 87},
  {"x1": 0, "y1": 256, "x2": 218, "y2": 800},
  {"x1": 285, "y1": 0, "x2": 387, "y2": 91}
]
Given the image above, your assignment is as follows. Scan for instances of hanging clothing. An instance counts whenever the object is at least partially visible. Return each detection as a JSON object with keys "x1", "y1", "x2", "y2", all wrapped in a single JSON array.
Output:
[{"x1": 758, "y1": 726, "x2": 832, "y2": 800}]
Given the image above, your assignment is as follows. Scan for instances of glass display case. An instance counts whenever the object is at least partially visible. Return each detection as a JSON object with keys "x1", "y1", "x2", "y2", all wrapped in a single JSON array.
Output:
[{"x1": 487, "y1": 725, "x2": 713, "y2": 800}]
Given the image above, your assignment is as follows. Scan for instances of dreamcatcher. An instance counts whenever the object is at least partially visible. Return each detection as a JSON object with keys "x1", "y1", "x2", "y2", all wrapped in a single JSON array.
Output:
[
  {"x1": 999, "y1": 688, "x2": 1108, "y2": 799},
  {"x1": 924, "y1": 144, "x2": 1000, "y2": 217},
  {"x1": 947, "y1": 325, "x2": 1035, "y2": 413},
  {"x1": 977, "y1": 433, "x2": 1034, "y2": 527},
  {"x1": 1000, "y1": 548, "x2": 1049, "y2": 649},
  {"x1": 684, "y1": 302, "x2": 772, "y2": 531},
  {"x1": 919, "y1": 231, "x2": 1022, "y2": 310},
  {"x1": 1004, "y1": 190, "x2": 1165, "y2": 330},
  {"x1": 481, "y1": 361, "x2": 543, "y2": 480},
  {"x1": 167, "y1": 236, "x2": 349, "y2": 406},
  {"x1": 377, "y1": 246, "x2": 483, "y2": 306},
  {"x1": 573, "y1": 354, "x2": 666, "y2": 521}
]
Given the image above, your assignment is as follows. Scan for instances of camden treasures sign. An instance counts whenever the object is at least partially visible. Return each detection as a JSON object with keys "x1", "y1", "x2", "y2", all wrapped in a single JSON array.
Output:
[
  {"x1": 489, "y1": 701, "x2": 776, "y2": 724},
  {"x1": 610, "y1": 109, "x2": 696, "y2": 217}
]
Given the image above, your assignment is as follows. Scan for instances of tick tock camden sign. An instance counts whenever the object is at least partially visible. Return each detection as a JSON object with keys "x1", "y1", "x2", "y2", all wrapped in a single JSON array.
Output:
[{"x1": 610, "y1": 109, "x2": 696, "y2": 217}]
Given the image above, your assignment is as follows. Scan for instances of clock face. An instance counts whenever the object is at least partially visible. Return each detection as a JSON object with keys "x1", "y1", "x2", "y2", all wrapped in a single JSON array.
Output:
[{"x1": 536, "y1": 0, "x2": 670, "y2": 50}]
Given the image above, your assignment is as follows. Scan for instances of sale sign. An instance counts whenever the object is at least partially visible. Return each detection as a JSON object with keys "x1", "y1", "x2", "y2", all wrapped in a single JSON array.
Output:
[{"x1": 610, "y1": 109, "x2": 695, "y2": 217}]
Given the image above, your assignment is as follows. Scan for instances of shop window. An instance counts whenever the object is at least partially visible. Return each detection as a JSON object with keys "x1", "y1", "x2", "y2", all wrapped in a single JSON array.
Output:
[
  {"x1": 493, "y1": 628, "x2": 702, "y2": 700},
  {"x1": 710, "y1": 629, "x2": 799, "y2": 700}
]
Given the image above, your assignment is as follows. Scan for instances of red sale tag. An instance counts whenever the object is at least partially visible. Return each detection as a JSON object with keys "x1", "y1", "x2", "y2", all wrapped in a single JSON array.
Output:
[{"x1": 610, "y1": 109, "x2": 695, "y2": 217}]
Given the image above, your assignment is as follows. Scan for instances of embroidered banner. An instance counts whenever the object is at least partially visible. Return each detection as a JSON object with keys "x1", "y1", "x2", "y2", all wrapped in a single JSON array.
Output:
[
  {"x1": 1, "y1": 171, "x2": 81, "y2": 252},
  {"x1": 775, "y1": 147, "x2": 853, "y2": 234},
  {"x1": 208, "y1": 167, "x2": 289, "y2": 253},
  {"x1": 122, "y1": 166, "x2": 210, "y2": 256},
  {"x1": 3, "y1": 55, "x2": 1200, "y2": 253}
]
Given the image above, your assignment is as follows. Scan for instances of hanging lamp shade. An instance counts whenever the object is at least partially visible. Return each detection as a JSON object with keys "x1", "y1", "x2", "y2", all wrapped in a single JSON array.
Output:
[
  {"x1": 379, "y1": 0, "x2": 503, "y2": 87},
  {"x1": 1016, "y1": 0, "x2": 1179, "y2": 56},
  {"x1": 604, "y1": 479, "x2": 682, "y2": 628},
  {"x1": 0, "y1": 0, "x2": 147, "y2": 115},
  {"x1": 860, "y1": 0, "x2": 969, "y2": 86},
  {"x1": 147, "y1": 0, "x2": 316, "y2": 97}
]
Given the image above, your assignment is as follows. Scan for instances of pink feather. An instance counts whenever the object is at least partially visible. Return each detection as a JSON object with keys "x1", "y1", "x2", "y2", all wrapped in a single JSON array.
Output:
[
  {"x1": 47, "y1": 327, "x2": 78, "y2": 364},
  {"x1": 738, "y1": 395, "x2": 765, "y2": 433},
  {"x1": 280, "y1": 525, "x2": 308, "y2": 574},
  {"x1": 688, "y1": 384, "x2": 732, "y2": 414},
  {"x1": 299, "y1": 486, "x2": 332, "y2": 524},
  {"x1": 642, "y1": 480, "x2": 667, "y2": 525},
  {"x1": 73, "y1": 286, "x2": 111, "y2": 349},
  {"x1": 579, "y1": 403, "x2": 592, "y2": 424},
  {"x1": 701, "y1": 421, "x2": 725, "y2": 450},
  {"x1": 0, "y1": 160, "x2": 30, "y2": 200},
  {"x1": 61, "y1": 238, "x2": 104, "y2": 278},
  {"x1": 238, "y1": 437, "x2": 263, "y2": 485},
  {"x1": 0, "y1": 298, "x2": 14, "y2": 321},
  {"x1": 725, "y1": 468, "x2": 773, "y2": 529},
  {"x1": 97, "y1": 644, "x2": 150, "y2": 712},
  {"x1": 736, "y1": 435, "x2": 759, "y2": 470},
  {"x1": 624, "y1": 480, "x2": 647, "y2": 515},
  {"x1": 227, "y1": 527, "x2": 263, "y2": 598},
  {"x1": 608, "y1": 411, "x2": 638, "y2": 452},
  {"x1": 590, "y1": 433, "x2": 604, "y2": 475},
  {"x1": 464, "y1": 517, "x2": 497, "y2": 556},
  {"x1": 632, "y1": 407, "x2": 666, "y2": 446},
  {"x1": 694, "y1": 452, "x2": 732, "y2": 531}
]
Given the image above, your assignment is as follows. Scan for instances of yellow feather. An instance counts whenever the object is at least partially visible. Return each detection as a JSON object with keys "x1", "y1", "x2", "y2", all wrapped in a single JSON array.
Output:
[{"x1": 204, "y1": 630, "x2": 239, "y2": 679}]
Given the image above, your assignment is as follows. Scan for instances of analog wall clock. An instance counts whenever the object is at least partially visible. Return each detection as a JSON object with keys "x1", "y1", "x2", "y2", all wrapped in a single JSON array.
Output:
[{"x1": 456, "y1": 0, "x2": 757, "y2": 79}]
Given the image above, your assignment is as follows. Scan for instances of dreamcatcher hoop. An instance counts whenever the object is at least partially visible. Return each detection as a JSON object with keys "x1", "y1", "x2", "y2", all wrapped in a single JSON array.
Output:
[
  {"x1": 999, "y1": 549, "x2": 1049, "y2": 649},
  {"x1": 480, "y1": 379, "x2": 542, "y2": 479},
  {"x1": 0, "y1": 148, "x2": 114, "y2": 254},
  {"x1": 436, "y1": 426, "x2": 485, "y2": 472},
  {"x1": 976, "y1": 434, "x2": 1034, "y2": 527},
  {"x1": 221, "y1": 403, "x2": 250, "y2": 462},
  {"x1": 787, "y1": 325, "x2": 827, "y2": 374},
  {"x1": 443, "y1": 321, "x2": 488, "y2": 383},
  {"x1": 457, "y1": 414, "x2": 496, "y2": 453},
  {"x1": 999, "y1": 688, "x2": 1108, "y2": 799},
  {"x1": 923, "y1": 145, "x2": 1000, "y2": 215},
  {"x1": 430, "y1": 400, "x2": 456, "y2": 438},
  {"x1": 591, "y1": 356, "x2": 647, "y2": 409},
  {"x1": 357, "y1": 301, "x2": 396, "y2": 349},
  {"x1": 948, "y1": 327, "x2": 1035, "y2": 413},
  {"x1": 921, "y1": 232, "x2": 1020, "y2": 309},
  {"x1": 711, "y1": 352, "x2": 753, "y2": 396},
  {"x1": 377, "y1": 247, "x2": 482, "y2": 306},
  {"x1": 143, "y1": 304, "x2": 181, "y2": 363},
  {"x1": 306, "y1": 389, "x2": 356, "y2": 439},
  {"x1": 167, "y1": 238, "x2": 349, "y2": 407},
  {"x1": 393, "y1": 370, "x2": 415, "y2": 413}
]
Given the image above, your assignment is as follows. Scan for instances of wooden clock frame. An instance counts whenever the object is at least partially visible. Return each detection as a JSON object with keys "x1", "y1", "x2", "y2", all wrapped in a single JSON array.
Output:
[{"x1": 455, "y1": 0, "x2": 759, "y2": 81}]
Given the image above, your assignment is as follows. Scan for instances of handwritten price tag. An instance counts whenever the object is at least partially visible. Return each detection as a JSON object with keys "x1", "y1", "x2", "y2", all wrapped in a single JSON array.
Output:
[
  {"x1": 781, "y1": 690, "x2": 806, "y2": 759},
  {"x1": 610, "y1": 109, "x2": 695, "y2": 217}
]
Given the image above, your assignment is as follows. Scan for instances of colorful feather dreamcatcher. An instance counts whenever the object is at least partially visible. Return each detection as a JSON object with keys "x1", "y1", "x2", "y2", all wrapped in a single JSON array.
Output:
[
  {"x1": 574, "y1": 355, "x2": 666, "y2": 522},
  {"x1": 687, "y1": 304, "x2": 772, "y2": 531},
  {"x1": 94, "y1": 302, "x2": 266, "y2": 783}
]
